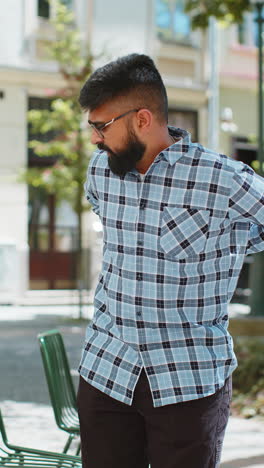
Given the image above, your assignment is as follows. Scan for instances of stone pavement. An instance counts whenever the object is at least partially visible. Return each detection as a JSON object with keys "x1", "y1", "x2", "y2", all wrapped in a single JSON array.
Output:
[{"x1": 0, "y1": 302, "x2": 264, "y2": 467}]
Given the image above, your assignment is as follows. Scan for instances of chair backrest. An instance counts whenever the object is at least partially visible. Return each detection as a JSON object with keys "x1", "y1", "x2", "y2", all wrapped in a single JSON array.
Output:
[
  {"x1": 38, "y1": 330, "x2": 79, "y2": 432},
  {"x1": 0, "y1": 410, "x2": 8, "y2": 447},
  {"x1": 0, "y1": 409, "x2": 82, "y2": 467}
]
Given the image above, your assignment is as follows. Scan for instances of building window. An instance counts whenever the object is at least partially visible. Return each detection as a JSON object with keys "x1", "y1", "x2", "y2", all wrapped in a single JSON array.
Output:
[
  {"x1": 156, "y1": 0, "x2": 191, "y2": 43},
  {"x1": 252, "y1": 10, "x2": 261, "y2": 47},
  {"x1": 232, "y1": 136, "x2": 257, "y2": 167},
  {"x1": 238, "y1": 21, "x2": 247, "y2": 45},
  {"x1": 237, "y1": 11, "x2": 261, "y2": 47},
  {"x1": 60, "y1": 0, "x2": 72, "y2": 7},
  {"x1": 38, "y1": 0, "x2": 72, "y2": 18},
  {"x1": 168, "y1": 109, "x2": 198, "y2": 142},
  {"x1": 28, "y1": 96, "x2": 79, "y2": 290},
  {"x1": 38, "y1": 0, "x2": 50, "y2": 18},
  {"x1": 28, "y1": 97, "x2": 59, "y2": 167}
]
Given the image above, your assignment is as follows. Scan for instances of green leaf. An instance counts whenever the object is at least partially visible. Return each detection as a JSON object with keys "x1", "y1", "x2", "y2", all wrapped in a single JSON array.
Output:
[
  {"x1": 22, "y1": 0, "x2": 96, "y2": 216},
  {"x1": 185, "y1": 0, "x2": 252, "y2": 29}
]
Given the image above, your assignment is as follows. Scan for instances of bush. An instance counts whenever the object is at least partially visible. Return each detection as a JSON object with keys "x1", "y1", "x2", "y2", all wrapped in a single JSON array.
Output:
[{"x1": 231, "y1": 337, "x2": 264, "y2": 418}]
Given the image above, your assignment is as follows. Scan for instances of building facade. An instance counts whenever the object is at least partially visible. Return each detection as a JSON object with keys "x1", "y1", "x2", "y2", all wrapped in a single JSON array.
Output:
[{"x1": 0, "y1": 0, "x2": 259, "y2": 301}]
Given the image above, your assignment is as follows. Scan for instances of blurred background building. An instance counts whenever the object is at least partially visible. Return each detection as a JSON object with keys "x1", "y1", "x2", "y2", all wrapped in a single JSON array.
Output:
[{"x1": 0, "y1": 0, "x2": 259, "y2": 302}]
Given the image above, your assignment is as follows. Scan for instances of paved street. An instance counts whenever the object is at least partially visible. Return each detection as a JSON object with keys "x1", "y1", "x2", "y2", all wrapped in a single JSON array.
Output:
[{"x1": 0, "y1": 303, "x2": 264, "y2": 467}]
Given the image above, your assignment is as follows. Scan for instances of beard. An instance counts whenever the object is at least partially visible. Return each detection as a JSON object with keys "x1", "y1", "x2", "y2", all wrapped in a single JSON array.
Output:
[{"x1": 97, "y1": 129, "x2": 146, "y2": 177}]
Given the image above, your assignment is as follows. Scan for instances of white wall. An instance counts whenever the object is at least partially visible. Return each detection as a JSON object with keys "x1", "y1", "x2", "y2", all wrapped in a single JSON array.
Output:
[
  {"x1": 91, "y1": 0, "x2": 154, "y2": 62},
  {"x1": 0, "y1": 0, "x2": 24, "y2": 65},
  {"x1": 0, "y1": 85, "x2": 29, "y2": 298}
]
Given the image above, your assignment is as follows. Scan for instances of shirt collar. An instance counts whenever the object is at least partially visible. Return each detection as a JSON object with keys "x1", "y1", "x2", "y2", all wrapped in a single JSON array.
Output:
[{"x1": 160, "y1": 126, "x2": 192, "y2": 166}]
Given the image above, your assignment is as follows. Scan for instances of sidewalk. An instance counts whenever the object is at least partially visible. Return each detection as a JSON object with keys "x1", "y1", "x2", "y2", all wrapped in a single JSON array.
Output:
[
  {"x1": 0, "y1": 301, "x2": 264, "y2": 467},
  {"x1": 1, "y1": 399, "x2": 264, "y2": 467}
]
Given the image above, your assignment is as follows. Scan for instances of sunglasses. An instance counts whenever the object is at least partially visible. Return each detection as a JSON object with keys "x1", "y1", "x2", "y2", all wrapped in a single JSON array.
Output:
[{"x1": 88, "y1": 108, "x2": 140, "y2": 139}]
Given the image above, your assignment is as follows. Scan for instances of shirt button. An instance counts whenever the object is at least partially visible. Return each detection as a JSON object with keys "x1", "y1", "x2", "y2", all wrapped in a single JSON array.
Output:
[
  {"x1": 137, "y1": 240, "x2": 143, "y2": 246},
  {"x1": 139, "y1": 201, "x2": 146, "y2": 209},
  {"x1": 139, "y1": 344, "x2": 147, "y2": 351},
  {"x1": 136, "y1": 311, "x2": 142, "y2": 316},
  {"x1": 136, "y1": 273, "x2": 143, "y2": 281}
]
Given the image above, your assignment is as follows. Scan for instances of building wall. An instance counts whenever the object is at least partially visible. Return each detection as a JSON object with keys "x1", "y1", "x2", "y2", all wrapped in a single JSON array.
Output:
[
  {"x1": 91, "y1": 0, "x2": 154, "y2": 59},
  {"x1": 0, "y1": 83, "x2": 28, "y2": 299},
  {"x1": 219, "y1": 87, "x2": 257, "y2": 156},
  {"x1": 0, "y1": 0, "x2": 211, "y2": 298},
  {"x1": 0, "y1": 0, "x2": 25, "y2": 65},
  {"x1": 218, "y1": 22, "x2": 258, "y2": 156},
  {"x1": 0, "y1": 0, "x2": 259, "y2": 298},
  {"x1": 0, "y1": 0, "x2": 65, "y2": 299}
]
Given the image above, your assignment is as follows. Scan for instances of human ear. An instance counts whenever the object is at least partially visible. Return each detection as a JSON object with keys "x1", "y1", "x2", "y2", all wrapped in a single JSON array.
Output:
[{"x1": 136, "y1": 108, "x2": 152, "y2": 130}]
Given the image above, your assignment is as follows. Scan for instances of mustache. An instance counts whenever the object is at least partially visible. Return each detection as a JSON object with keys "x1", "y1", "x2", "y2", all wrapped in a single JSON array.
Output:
[{"x1": 97, "y1": 143, "x2": 113, "y2": 154}]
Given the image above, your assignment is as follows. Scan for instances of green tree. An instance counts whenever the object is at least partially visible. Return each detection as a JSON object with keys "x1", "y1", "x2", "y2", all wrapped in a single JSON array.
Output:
[
  {"x1": 186, "y1": 0, "x2": 264, "y2": 316},
  {"x1": 23, "y1": 0, "x2": 94, "y2": 317},
  {"x1": 185, "y1": 0, "x2": 253, "y2": 29}
]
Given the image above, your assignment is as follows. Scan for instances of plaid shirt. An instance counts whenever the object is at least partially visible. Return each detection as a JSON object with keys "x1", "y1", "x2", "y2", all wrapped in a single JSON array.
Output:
[{"x1": 79, "y1": 127, "x2": 264, "y2": 407}]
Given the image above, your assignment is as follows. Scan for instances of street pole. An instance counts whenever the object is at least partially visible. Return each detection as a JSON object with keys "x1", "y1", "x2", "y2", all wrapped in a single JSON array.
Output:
[
  {"x1": 208, "y1": 17, "x2": 219, "y2": 151},
  {"x1": 256, "y1": 2, "x2": 264, "y2": 176},
  {"x1": 249, "y1": 0, "x2": 264, "y2": 316}
]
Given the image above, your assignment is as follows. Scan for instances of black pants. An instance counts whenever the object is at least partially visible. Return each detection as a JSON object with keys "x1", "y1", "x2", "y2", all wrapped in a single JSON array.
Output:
[{"x1": 77, "y1": 369, "x2": 231, "y2": 468}]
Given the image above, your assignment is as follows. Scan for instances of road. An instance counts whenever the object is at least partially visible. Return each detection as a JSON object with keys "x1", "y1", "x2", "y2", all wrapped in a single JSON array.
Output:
[{"x1": 1, "y1": 304, "x2": 264, "y2": 467}]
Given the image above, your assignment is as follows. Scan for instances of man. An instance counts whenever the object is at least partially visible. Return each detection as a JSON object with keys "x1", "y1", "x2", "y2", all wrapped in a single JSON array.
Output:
[{"x1": 77, "y1": 54, "x2": 264, "y2": 468}]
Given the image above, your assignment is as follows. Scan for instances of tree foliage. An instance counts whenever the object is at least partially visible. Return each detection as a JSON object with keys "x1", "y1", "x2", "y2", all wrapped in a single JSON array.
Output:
[
  {"x1": 21, "y1": 0, "x2": 95, "y2": 313},
  {"x1": 185, "y1": 0, "x2": 254, "y2": 29},
  {"x1": 22, "y1": 0, "x2": 94, "y2": 215}
]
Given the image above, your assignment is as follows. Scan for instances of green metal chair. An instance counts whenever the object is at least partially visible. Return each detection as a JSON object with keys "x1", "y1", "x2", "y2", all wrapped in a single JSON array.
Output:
[
  {"x1": 0, "y1": 409, "x2": 81, "y2": 467},
  {"x1": 38, "y1": 330, "x2": 80, "y2": 455}
]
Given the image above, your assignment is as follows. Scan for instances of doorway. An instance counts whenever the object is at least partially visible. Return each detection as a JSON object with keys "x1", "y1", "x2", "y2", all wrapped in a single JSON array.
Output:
[{"x1": 28, "y1": 97, "x2": 78, "y2": 289}]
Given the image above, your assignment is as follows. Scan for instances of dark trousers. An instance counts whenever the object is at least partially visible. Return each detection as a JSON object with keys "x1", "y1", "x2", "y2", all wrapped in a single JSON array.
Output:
[{"x1": 77, "y1": 369, "x2": 232, "y2": 468}]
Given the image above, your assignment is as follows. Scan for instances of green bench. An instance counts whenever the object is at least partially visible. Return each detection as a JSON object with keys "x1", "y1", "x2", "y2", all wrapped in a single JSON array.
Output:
[
  {"x1": 38, "y1": 330, "x2": 80, "y2": 454},
  {"x1": 0, "y1": 409, "x2": 81, "y2": 467}
]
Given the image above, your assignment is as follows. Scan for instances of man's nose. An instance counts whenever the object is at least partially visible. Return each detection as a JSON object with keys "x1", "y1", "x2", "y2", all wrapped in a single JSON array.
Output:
[{"x1": 90, "y1": 129, "x2": 104, "y2": 145}]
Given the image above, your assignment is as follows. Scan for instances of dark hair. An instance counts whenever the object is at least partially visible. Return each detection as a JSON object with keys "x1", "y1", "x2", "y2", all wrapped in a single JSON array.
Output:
[{"x1": 79, "y1": 53, "x2": 168, "y2": 123}]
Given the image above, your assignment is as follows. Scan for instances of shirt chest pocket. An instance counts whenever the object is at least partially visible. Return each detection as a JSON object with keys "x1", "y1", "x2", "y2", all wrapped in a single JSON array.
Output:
[{"x1": 159, "y1": 206, "x2": 211, "y2": 260}]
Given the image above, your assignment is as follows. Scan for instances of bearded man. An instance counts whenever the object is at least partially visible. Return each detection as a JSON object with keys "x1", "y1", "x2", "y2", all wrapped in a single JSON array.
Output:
[{"x1": 77, "y1": 53, "x2": 264, "y2": 468}]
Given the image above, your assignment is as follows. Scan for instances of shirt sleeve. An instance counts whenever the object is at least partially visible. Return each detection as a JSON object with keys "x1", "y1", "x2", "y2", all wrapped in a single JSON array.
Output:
[
  {"x1": 228, "y1": 162, "x2": 264, "y2": 254},
  {"x1": 229, "y1": 162, "x2": 264, "y2": 224},
  {"x1": 246, "y1": 223, "x2": 264, "y2": 254},
  {"x1": 84, "y1": 153, "x2": 100, "y2": 216}
]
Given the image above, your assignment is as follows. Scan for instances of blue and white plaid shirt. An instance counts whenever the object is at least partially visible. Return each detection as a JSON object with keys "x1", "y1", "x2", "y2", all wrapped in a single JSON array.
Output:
[{"x1": 79, "y1": 127, "x2": 264, "y2": 407}]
